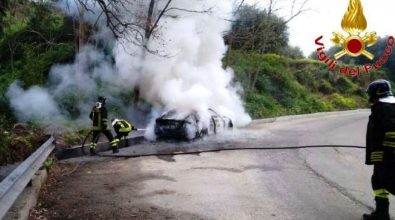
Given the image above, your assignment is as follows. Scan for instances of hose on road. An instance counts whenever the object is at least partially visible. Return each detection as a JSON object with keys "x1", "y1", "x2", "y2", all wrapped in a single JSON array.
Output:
[{"x1": 97, "y1": 145, "x2": 365, "y2": 158}]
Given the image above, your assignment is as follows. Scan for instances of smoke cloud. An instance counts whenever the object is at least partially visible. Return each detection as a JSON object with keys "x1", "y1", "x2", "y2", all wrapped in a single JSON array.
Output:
[{"x1": 6, "y1": 0, "x2": 251, "y2": 134}]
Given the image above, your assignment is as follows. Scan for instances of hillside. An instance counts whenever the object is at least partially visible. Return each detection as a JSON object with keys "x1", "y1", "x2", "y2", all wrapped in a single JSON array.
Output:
[{"x1": 229, "y1": 51, "x2": 385, "y2": 119}]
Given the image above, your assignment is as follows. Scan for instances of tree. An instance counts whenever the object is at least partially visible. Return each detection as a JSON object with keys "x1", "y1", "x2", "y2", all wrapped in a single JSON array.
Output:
[
  {"x1": 230, "y1": 0, "x2": 309, "y2": 55},
  {"x1": 0, "y1": 0, "x2": 75, "y2": 86},
  {"x1": 265, "y1": 0, "x2": 310, "y2": 24},
  {"x1": 72, "y1": 0, "x2": 212, "y2": 55},
  {"x1": 0, "y1": 0, "x2": 8, "y2": 16},
  {"x1": 71, "y1": 0, "x2": 213, "y2": 102},
  {"x1": 226, "y1": 1, "x2": 309, "y2": 94},
  {"x1": 282, "y1": 45, "x2": 304, "y2": 59},
  {"x1": 231, "y1": 5, "x2": 289, "y2": 53}
]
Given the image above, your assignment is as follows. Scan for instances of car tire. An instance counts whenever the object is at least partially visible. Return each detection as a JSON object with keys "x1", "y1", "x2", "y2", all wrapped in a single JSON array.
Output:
[
  {"x1": 201, "y1": 128, "x2": 208, "y2": 137},
  {"x1": 228, "y1": 121, "x2": 233, "y2": 129}
]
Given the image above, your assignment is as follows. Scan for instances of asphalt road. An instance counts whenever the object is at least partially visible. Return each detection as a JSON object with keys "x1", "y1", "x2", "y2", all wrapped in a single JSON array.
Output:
[{"x1": 35, "y1": 110, "x2": 395, "y2": 220}]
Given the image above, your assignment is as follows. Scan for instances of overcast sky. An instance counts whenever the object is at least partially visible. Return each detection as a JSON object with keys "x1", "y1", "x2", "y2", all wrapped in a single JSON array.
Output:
[{"x1": 245, "y1": 0, "x2": 395, "y2": 56}]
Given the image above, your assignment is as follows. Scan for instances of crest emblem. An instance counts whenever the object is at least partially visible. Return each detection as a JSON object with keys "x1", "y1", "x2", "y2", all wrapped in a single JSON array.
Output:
[{"x1": 331, "y1": 0, "x2": 377, "y2": 60}]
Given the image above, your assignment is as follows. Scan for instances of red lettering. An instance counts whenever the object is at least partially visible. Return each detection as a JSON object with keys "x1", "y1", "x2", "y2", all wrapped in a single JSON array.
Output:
[
  {"x1": 349, "y1": 67, "x2": 360, "y2": 77},
  {"x1": 364, "y1": 64, "x2": 372, "y2": 73},
  {"x1": 339, "y1": 66, "x2": 348, "y2": 75},
  {"x1": 388, "y1": 36, "x2": 394, "y2": 47},
  {"x1": 318, "y1": 51, "x2": 327, "y2": 61},
  {"x1": 315, "y1": 36, "x2": 324, "y2": 46},
  {"x1": 385, "y1": 47, "x2": 392, "y2": 56}
]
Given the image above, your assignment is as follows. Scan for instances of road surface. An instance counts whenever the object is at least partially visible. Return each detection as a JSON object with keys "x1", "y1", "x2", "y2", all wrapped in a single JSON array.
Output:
[{"x1": 33, "y1": 110, "x2": 395, "y2": 220}]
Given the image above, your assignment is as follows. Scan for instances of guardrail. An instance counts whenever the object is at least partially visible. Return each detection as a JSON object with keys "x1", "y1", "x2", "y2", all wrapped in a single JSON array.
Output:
[
  {"x1": 0, "y1": 136, "x2": 55, "y2": 220},
  {"x1": 55, "y1": 133, "x2": 145, "y2": 160}
]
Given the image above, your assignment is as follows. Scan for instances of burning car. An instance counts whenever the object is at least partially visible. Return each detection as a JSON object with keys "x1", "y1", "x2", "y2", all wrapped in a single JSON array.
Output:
[{"x1": 154, "y1": 109, "x2": 233, "y2": 140}]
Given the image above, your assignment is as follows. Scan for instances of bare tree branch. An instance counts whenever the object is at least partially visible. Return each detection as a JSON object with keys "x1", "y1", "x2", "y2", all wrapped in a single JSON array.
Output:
[
  {"x1": 284, "y1": 0, "x2": 310, "y2": 24},
  {"x1": 235, "y1": 0, "x2": 245, "y2": 13},
  {"x1": 146, "y1": 0, "x2": 172, "y2": 41},
  {"x1": 61, "y1": 0, "x2": 216, "y2": 56},
  {"x1": 75, "y1": 0, "x2": 95, "y2": 14},
  {"x1": 164, "y1": 6, "x2": 213, "y2": 14}
]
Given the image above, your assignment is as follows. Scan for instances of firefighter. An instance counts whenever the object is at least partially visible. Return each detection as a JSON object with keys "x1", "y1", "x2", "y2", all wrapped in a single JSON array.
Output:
[
  {"x1": 89, "y1": 96, "x2": 119, "y2": 155},
  {"x1": 111, "y1": 118, "x2": 135, "y2": 147},
  {"x1": 364, "y1": 79, "x2": 395, "y2": 220}
]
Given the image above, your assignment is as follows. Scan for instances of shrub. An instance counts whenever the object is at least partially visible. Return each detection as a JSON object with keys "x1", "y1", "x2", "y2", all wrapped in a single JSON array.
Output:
[
  {"x1": 335, "y1": 77, "x2": 356, "y2": 94},
  {"x1": 330, "y1": 93, "x2": 357, "y2": 110},
  {"x1": 0, "y1": 123, "x2": 46, "y2": 165},
  {"x1": 318, "y1": 80, "x2": 334, "y2": 94}
]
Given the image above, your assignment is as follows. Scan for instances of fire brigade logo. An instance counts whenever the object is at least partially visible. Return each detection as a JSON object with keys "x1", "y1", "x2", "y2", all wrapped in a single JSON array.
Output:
[
  {"x1": 313, "y1": 0, "x2": 394, "y2": 77},
  {"x1": 331, "y1": 0, "x2": 377, "y2": 60}
]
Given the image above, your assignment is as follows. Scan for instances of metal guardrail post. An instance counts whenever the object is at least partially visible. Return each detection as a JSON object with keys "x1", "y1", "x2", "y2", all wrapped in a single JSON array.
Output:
[{"x1": 0, "y1": 136, "x2": 55, "y2": 219}]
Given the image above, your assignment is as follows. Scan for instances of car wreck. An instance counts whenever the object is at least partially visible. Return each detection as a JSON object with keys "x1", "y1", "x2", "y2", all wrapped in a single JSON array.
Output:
[{"x1": 154, "y1": 109, "x2": 233, "y2": 140}]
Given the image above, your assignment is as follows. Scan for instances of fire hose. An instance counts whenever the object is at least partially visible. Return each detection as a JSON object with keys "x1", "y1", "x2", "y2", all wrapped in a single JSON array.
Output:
[{"x1": 79, "y1": 127, "x2": 365, "y2": 158}]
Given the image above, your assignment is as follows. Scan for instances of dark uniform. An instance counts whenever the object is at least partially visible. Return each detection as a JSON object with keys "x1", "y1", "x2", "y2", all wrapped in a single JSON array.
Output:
[
  {"x1": 89, "y1": 97, "x2": 119, "y2": 154},
  {"x1": 112, "y1": 119, "x2": 134, "y2": 147},
  {"x1": 364, "y1": 80, "x2": 395, "y2": 220}
]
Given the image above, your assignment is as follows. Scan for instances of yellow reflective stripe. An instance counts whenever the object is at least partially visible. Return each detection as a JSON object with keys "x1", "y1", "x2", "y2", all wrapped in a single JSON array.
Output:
[
  {"x1": 385, "y1": 131, "x2": 395, "y2": 138},
  {"x1": 370, "y1": 152, "x2": 383, "y2": 161},
  {"x1": 112, "y1": 139, "x2": 120, "y2": 143},
  {"x1": 371, "y1": 152, "x2": 383, "y2": 156},
  {"x1": 90, "y1": 143, "x2": 97, "y2": 149},
  {"x1": 370, "y1": 157, "x2": 383, "y2": 160},
  {"x1": 371, "y1": 152, "x2": 383, "y2": 155},
  {"x1": 374, "y1": 189, "x2": 389, "y2": 198},
  {"x1": 110, "y1": 139, "x2": 119, "y2": 147},
  {"x1": 117, "y1": 120, "x2": 132, "y2": 132},
  {"x1": 383, "y1": 141, "x2": 395, "y2": 147}
]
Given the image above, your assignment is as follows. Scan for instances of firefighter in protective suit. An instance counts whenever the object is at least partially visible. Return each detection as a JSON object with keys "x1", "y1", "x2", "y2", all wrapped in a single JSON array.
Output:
[
  {"x1": 364, "y1": 79, "x2": 395, "y2": 220},
  {"x1": 111, "y1": 118, "x2": 136, "y2": 147},
  {"x1": 89, "y1": 96, "x2": 119, "y2": 155}
]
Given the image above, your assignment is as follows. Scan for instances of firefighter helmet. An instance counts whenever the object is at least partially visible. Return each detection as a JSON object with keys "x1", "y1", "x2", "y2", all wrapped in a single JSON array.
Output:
[
  {"x1": 97, "y1": 96, "x2": 106, "y2": 104},
  {"x1": 367, "y1": 79, "x2": 393, "y2": 103}
]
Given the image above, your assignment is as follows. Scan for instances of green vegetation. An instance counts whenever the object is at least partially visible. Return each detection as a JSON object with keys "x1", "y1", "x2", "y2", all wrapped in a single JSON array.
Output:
[
  {"x1": 0, "y1": 123, "x2": 46, "y2": 165},
  {"x1": 0, "y1": 1, "x2": 75, "y2": 164},
  {"x1": 62, "y1": 129, "x2": 91, "y2": 146},
  {"x1": 43, "y1": 156, "x2": 55, "y2": 171},
  {"x1": 229, "y1": 51, "x2": 385, "y2": 119},
  {"x1": 0, "y1": 2, "x2": 74, "y2": 92}
]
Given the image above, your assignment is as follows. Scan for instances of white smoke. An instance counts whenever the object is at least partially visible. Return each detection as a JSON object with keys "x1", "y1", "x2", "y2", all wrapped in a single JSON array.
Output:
[
  {"x1": 6, "y1": 82, "x2": 64, "y2": 124},
  {"x1": 6, "y1": 0, "x2": 251, "y2": 133}
]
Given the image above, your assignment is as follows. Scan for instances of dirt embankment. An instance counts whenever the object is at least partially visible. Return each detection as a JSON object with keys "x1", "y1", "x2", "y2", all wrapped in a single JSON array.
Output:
[{"x1": 0, "y1": 123, "x2": 47, "y2": 166}]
